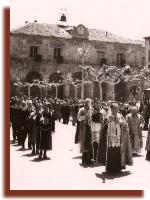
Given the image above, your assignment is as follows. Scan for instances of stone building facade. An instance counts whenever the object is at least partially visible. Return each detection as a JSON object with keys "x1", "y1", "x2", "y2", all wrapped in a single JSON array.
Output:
[
  {"x1": 10, "y1": 20, "x2": 145, "y2": 84},
  {"x1": 10, "y1": 17, "x2": 146, "y2": 100},
  {"x1": 144, "y1": 36, "x2": 150, "y2": 68}
]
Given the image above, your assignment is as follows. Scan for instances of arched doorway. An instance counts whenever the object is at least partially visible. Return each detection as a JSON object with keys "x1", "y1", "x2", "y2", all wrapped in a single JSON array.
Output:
[
  {"x1": 25, "y1": 71, "x2": 43, "y2": 83},
  {"x1": 49, "y1": 71, "x2": 63, "y2": 83},
  {"x1": 72, "y1": 71, "x2": 82, "y2": 82},
  {"x1": 30, "y1": 85, "x2": 42, "y2": 98},
  {"x1": 49, "y1": 71, "x2": 63, "y2": 98}
]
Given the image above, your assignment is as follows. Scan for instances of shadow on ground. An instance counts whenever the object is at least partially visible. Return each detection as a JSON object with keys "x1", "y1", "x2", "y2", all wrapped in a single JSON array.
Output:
[
  {"x1": 95, "y1": 171, "x2": 132, "y2": 183},
  {"x1": 30, "y1": 157, "x2": 51, "y2": 162},
  {"x1": 12, "y1": 144, "x2": 21, "y2": 147},
  {"x1": 22, "y1": 153, "x2": 38, "y2": 157},
  {"x1": 16, "y1": 147, "x2": 29, "y2": 151},
  {"x1": 72, "y1": 156, "x2": 82, "y2": 159}
]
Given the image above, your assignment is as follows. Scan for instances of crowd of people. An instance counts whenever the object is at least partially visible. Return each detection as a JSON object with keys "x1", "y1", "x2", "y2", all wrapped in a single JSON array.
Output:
[{"x1": 10, "y1": 95, "x2": 150, "y2": 174}]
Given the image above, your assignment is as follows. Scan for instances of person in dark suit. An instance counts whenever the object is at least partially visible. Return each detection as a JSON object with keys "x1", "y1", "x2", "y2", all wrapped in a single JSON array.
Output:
[
  {"x1": 10, "y1": 98, "x2": 17, "y2": 143},
  {"x1": 39, "y1": 103, "x2": 53, "y2": 159},
  {"x1": 19, "y1": 101, "x2": 29, "y2": 149},
  {"x1": 72, "y1": 99, "x2": 79, "y2": 126},
  {"x1": 61, "y1": 101, "x2": 70, "y2": 124},
  {"x1": 26, "y1": 100, "x2": 34, "y2": 149}
]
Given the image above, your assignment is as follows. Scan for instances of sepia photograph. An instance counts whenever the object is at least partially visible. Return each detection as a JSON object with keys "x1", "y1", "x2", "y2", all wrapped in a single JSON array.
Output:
[{"x1": 9, "y1": 0, "x2": 150, "y2": 193}]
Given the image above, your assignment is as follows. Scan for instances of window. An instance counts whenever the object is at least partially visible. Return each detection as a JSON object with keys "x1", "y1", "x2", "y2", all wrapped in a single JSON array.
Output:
[
  {"x1": 117, "y1": 53, "x2": 126, "y2": 67},
  {"x1": 30, "y1": 46, "x2": 39, "y2": 57},
  {"x1": 142, "y1": 57, "x2": 145, "y2": 66},
  {"x1": 54, "y1": 48, "x2": 61, "y2": 59},
  {"x1": 54, "y1": 48, "x2": 63, "y2": 63},
  {"x1": 149, "y1": 50, "x2": 150, "y2": 62},
  {"x1": 97, "y1": 51, "x2": 106, "y2": 65}
]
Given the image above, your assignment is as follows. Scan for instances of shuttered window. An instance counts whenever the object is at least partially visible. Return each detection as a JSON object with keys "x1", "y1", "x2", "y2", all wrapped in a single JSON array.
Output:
[{"x1": 30, "y1": 46, "x2": 38, "y2": 57}]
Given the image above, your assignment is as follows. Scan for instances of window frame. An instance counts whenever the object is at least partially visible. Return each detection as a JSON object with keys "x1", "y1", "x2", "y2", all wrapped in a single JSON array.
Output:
[{"x1": 30, "y1": 46, "x2": 39, "y2": 58}]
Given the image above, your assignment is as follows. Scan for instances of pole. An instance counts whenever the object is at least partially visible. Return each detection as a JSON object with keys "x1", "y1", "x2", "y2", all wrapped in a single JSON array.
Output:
[
  {"x1": 99, "y1": 82, "x2": 102, "y2": 101},
  {"x1": 74, "y1": 85, "x2": 77, "y2": 98},
  {"x1": 112, "y1": 83, "x2": 115, "y2": 101},
  {"x1": 81, "y1": 55, "x2": 84, "y2": 99},
  {"x1": 28, "y1": 85, "x2": 30, "y2": 97},
  {"x1": 40, "y1": 87, "x2": 42, "y2": 99},
  {"x1": 56, "y1": 84, "x2": 58, "y2": 98}
]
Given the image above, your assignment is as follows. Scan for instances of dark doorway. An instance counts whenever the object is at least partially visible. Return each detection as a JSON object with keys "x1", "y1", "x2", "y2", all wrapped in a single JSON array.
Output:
[
  {"x1": 49, "y1": 72, "x2": 63, "y2": 83},
  {"x1": 30, "y1": 85, "x2": 41, "y2": 98},
  {"x1": 72, "y1": 72, "x2": 82, "y2": 82},
  {"x1": 25, "y1": 71, "x2": 43, "y2": 83}
]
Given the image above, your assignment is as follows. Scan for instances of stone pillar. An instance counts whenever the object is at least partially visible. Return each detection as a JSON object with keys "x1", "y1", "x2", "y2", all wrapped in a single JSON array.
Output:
[
  {"x1": 112, "y1": 83, "x2": 115, "y2": 101},
  {"x1": 74, "y1": 85, "x2": 77, "y2": 98},
  {"x1": 40, "y1": 87, "x2": 42, "y2": 99},
  {"x1": 99, "y1": 82, "x2": 102, "y2": 101},
  {"x1": 90, "y1": 82, "x2": 94, "y2": 99},
  {"x1": 81, "y1": 82, "x2": 84, "y2": 99},
  {"x1": 56, "y1": 85, "x2": 58, "y2": 98},
  {"x1": 28, "y1": 85, "x2": 30, "y2": 97}
]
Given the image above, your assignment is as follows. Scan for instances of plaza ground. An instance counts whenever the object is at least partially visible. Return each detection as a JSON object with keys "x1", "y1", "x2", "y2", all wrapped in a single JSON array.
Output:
[{"x1": 10, "y1": 121, "x2": 150, "y2": 190}]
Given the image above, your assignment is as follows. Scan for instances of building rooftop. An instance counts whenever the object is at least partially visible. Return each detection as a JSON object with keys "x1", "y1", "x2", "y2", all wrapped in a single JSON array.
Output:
[
  {"x1": 11, "y1": 22, "x2": 144, "y2": 45},
  {"x1": 144, "y1": 36, "x2": 150, "y2": 39}
]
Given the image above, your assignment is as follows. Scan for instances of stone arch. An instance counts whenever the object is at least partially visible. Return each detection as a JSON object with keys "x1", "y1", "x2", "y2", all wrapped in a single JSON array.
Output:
[
  {"x1": 30, "y1": 85, "x2": 42, "y2": 98},
  {"x1": 72, "y1": 71, "x2": 82, "y2": 82},
  {"x1": 49, "y1": 71, "x2": 63, "y2": 83},
  {"x1": 25, "y1": 71, "x2": 43, "y2": 83}
]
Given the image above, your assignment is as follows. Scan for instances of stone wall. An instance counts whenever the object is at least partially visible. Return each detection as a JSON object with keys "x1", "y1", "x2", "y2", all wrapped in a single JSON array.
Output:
[
  {"x1": 10, "y1": 34, "x2": 145, "y2": 78},
  {"x1": 145, "y1": 38, "x2": 150, "y2": 67},
  {"x1": 10, "y1": 34, "x2": 145, "y2": 92}
]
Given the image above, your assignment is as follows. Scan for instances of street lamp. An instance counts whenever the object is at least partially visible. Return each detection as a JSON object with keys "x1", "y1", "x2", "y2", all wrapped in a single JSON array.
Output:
[{"x1": 77, "y1": 42, "x2": 88, "y2": 99}]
